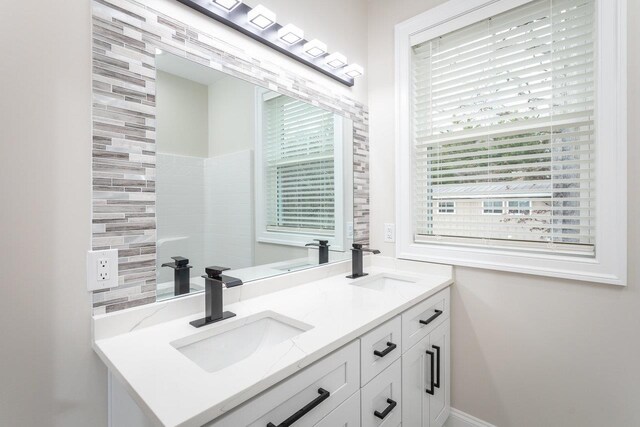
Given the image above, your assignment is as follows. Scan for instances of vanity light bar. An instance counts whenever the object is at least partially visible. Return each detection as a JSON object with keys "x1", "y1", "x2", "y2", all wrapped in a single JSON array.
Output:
[
  {"x1": 278, "y1": 24, "x2": 304, "y2": 45},
  {"x1": 344, "y1": 64, "x2": 364, "y2": 78},
  {"x1": 303, "y1": 39, "x2": 327, "y2": 58},
  {"x1": 211, "y1": 0, "x2": 241, "y2": 12},
  {"x1": 325, "y1": 52, "x2": 347, "y2": 69},
  {"x1": 175, "y1": 0, "x2": 357, "y2": 86},
  {"x1": 247, "y1": 4, "x2": 276, "y2": 30}
]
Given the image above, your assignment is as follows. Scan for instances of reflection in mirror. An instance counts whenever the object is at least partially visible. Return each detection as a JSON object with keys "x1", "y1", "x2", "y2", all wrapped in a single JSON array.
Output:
[{"x1": 155, "y1": 53, "x2": 354, "y2": 300}]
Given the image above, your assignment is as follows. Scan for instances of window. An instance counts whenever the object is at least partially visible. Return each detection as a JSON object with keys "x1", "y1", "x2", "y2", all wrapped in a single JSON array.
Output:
[
  {"x1": 396, "y1": 0, "x2": 627, "y2": 285},
  {"x1": 437, "y1": 201, "x2": 456, "y2": 214},
  {"x1": 507, "y1": 201, "x2": 531, "y2": 216},
  {"x1": 256, "y1": 90, "x2": 345, "y2": 248},
  {"x1": 483, "y1": 201, "x2": 504, "y2": 215}
]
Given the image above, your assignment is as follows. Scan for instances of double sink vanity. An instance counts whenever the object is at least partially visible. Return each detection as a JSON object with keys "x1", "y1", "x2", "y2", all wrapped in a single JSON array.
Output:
[{"x1": 93, "y1": 257, "x2": 452, "y2": 426}]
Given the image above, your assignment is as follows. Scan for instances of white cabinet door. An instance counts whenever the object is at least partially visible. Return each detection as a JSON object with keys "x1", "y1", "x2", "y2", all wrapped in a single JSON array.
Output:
[
  {"x1": 401, "y1": 319, "x2": 450, "y2": 427},
  {"x1": 361, "y1": 358, "x2": 402, "y2": 427},
  {"x1": 428, "y1": 320, "x2": 450, "y2": 427},
  {"x1": 209, "y1": 341, "x2": 359, "y2": 427},
  {"x1": 315, "y1": 391, "x2": 361, "y2": 427}
]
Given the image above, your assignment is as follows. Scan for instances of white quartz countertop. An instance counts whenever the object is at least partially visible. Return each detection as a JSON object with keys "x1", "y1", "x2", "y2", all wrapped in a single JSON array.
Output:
[{"x1": 93, "y1": 259, "x2": 452, "y2": 426}]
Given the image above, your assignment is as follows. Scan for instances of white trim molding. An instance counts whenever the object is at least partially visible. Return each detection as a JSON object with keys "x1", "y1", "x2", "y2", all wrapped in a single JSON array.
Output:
[
  {"x1": 445, "y1": 408, "x2": 497, "y2": 427},
  {"x1": 395, "y1": 0, "x2": 627, "y2": 285},
  {"x1": 254, "y1": 87, "x2": 346, "y2": 251}
]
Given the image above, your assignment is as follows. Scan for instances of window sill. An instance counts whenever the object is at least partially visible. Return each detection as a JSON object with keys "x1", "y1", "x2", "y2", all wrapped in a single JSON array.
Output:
[{"x1": 397, "y1": 242, "x2": 626, "y2": 286}]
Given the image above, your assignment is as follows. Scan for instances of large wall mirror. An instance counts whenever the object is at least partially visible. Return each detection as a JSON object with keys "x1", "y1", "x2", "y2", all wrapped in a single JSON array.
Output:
[{"x1": 155, "y1": 53, "x2": 354, "y2": 300}]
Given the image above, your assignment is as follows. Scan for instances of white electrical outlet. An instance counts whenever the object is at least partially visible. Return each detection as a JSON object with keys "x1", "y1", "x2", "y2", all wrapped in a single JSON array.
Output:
[
  {"x1": 87, "y1": 249, "x2": 118, "y2": 291},
  {"x1": 384, "y1": 223, "x2": 396, "y2": 242}
]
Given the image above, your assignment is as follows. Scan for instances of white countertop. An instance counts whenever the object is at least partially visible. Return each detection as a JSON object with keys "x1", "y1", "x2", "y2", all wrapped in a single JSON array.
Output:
[{"x1": 93, "y1": 257, "x2": 453, "y2": 426}]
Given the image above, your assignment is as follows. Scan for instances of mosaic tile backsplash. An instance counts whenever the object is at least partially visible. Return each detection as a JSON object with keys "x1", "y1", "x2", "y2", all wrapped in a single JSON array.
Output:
[{"x1": 91, "y1": 0, "x2": 370, "y2": 314}]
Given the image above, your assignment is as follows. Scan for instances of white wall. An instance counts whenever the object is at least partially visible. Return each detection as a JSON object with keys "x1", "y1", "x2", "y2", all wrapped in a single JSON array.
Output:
[
  {"x1": 367, "y1": 0, "x2": 640, "y2": 426},
  {"x1": 0, "y1": 0, "x2": 108, "y2": 425},
  {"x1": 208, "y1": 75, "x2": 256, "y2": 156},
  {"x1": 156, "y1": 70, "x2": 209, "y2": 157},
  {"x1": 0, "y1": 0, "x2": 368, "y2": 425}
]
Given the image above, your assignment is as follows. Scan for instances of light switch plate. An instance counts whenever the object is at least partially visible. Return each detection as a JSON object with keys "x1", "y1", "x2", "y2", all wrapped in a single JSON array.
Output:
[
  {"x1": 347, "y1": 222, "x2": 354, "y2": 239},
  {"x1": 384, "y1": 223, "x2": 396, "y2": 242},
  {"x1": 87, "y1": 249, "x2": 118, "y2": 291}
]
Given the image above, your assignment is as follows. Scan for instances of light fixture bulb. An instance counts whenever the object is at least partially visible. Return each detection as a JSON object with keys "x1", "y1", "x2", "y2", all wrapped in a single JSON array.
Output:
[
  {"x1": 325, "y1": 52, "x2": 347, "y2": 69},
  {"x1": 278, "y1": 24, "x2": 304, "y2": 45},
  {"x1": 211, "y1": 0, "x2": 242, "y2": 11},
  {"x1": 247, "y1": 4, "x2": 276, "y2": 30},
  {"x1": 344, "y1": 63, "x2": 364, "y2": 78},
  {"x1": 303, "y1": 39, "x2": 327, "y2": 58},
  {"x1": 155, "y1": 48, "x2": 163, "y2": 55}
]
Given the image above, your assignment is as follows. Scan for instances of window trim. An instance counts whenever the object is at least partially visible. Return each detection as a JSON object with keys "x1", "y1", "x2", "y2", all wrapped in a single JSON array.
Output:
[
  {"x1": 255, "y1": 88, "x2": 346, "y2": 250},
  {"x1": 395, "y1": 0, "x2": 627, "y2": 285}
]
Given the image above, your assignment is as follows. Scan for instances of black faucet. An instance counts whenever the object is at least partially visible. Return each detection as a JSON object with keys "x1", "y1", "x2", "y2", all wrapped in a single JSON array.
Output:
[
  {"x1": 161, "y1": 256, "x2": 192, "y2": 296},
  {"x1": 190, "y1": 266, "x2": 243, "y2": 328},
  {"x1": 346, "y1": 243, "x2": 380, "y2": 278},
  {"x1": 305, "y1": 239, "x2": 330, "y2": 264}
]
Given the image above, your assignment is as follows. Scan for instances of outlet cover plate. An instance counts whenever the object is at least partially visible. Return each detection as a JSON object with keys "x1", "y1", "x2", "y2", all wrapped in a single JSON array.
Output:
[
  {"x1": 87, "y1": 249, "x2": 118, "y2": 291},
  {"x1": 384, "y1": 223, "x2": 396, "y2": 243}
]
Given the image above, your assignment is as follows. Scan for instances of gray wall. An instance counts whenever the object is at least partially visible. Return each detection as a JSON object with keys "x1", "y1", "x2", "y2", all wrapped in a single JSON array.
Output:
[{"x1": 367, "y1": 0, "x2": 640, "y2": 426}]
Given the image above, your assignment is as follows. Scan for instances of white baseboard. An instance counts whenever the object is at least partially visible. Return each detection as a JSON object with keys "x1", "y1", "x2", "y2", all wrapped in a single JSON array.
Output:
[{"x1": 445, "y1": 408, "x2": 497, "y2": 427}]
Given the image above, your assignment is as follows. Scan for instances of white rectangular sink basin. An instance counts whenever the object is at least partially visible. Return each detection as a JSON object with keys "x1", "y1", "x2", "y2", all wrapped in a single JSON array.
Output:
[
  {"x1": 348, "y1": 273, "x2": 421, "y2": 292},
  {"x1": 172, "y1": 311, "x2": 312, "y2": 373}
]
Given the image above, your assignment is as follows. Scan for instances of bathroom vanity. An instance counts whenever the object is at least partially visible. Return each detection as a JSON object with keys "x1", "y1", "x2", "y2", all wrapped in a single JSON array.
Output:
[{"x1": 93, "y1": 257, "x2": 452, "y2": 426}]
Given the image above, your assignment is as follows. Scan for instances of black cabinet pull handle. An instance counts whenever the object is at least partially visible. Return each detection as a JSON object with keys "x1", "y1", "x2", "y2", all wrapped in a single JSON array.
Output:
[
  {"x1": 425, "y1": 349, "x2": 435, "y2": 395},
  {"x1": 374, "y1": 398, "x2": 397, "y2": 420},
  {"x1": 373, "y1": 341, "x2": 397, "y2": 358},
  {"x1": 433, "y1": 345, "x2": 441, "y2": 388},
  {"x1": 419, "y1": 309, "x2": 443, "y2": 326},
  {"x1": 266, "y1": 388, "x2": 330, "y2": 427}
]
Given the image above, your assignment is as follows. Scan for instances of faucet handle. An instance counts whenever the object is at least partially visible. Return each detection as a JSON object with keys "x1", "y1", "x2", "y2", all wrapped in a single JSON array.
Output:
[
  {"x1": 205, "y1": 266, "x2": 230, "y2": 279},
  {"x1": 172, "y1": 256, "x2": 189, "y2": 267},
  {"x1": 306, "y1": 239, "x2": 330, "y2": 247},
  {"x1": 352, "y1": 243, "x2": 380, "y2": 254}
]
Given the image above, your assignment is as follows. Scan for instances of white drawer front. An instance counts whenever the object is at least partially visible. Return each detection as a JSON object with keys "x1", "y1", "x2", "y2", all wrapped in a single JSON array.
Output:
[
  {"x1": 361, "y1": 358, "x2": 402, "y2": 427},
  {"x1": 209, "y1": 341, "x2": 360, "y2": 427},
  {"x1": 315, "y1": 391, "x2": 361, "y2": 427},
  {"x1": 361, "y1": 315, "x2": 402, "y2": 386},
  {"x1": 401, "y1": 287, "x2": 449, "y2": 352}
]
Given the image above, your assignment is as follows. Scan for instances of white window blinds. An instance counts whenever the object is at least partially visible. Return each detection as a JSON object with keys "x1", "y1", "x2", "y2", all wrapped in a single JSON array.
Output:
[
  {"x1": 263, "y1": 94, "x2": 336, "y2": 235},
  {"x1": 412, "y1": 0, "x2": 595, "y2": 255}
]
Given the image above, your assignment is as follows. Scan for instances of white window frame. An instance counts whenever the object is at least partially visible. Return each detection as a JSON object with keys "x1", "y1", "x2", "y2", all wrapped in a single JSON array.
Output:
[
  {"x1": 255, "y1": 88, "x2": 346, "y2": 250},
  {"x1": 395, "y1": 0, "x2": 627, "y2": 285}
]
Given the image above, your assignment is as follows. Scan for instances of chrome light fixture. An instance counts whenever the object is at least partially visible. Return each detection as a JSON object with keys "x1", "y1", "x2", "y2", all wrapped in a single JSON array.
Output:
[
  {"x1": 344, "y1": 64, "x2": 364, "y2": 78},
  {"x1": 247, "y1": 4, "x2": 276, "y2": 30},
  {"x1": 278, "y1": 24, "x2": 304, "y2": 45},
  {"x1": 211, "y1": 0, "x2": 242, "y2": 11},
  {"x1": 325, "y1": 52, "x2": 347, "y2": 69},
  {"x1": 303, "y1": 39, "x2": 327, "y2": 58},
  {"x1": 175, "y1": 0, "x2": 358, "y2": 86}
]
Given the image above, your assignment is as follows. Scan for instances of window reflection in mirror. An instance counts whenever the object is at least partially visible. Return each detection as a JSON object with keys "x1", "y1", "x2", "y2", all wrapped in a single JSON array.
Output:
[{"x1": 154, "y1": 52, "x2": 354, "y2": 301}]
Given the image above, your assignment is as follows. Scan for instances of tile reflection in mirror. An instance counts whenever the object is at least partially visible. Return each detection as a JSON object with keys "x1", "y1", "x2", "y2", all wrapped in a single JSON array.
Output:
[{"x1": 154, "y1": 52, "x2": 354, "y2": 301}]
